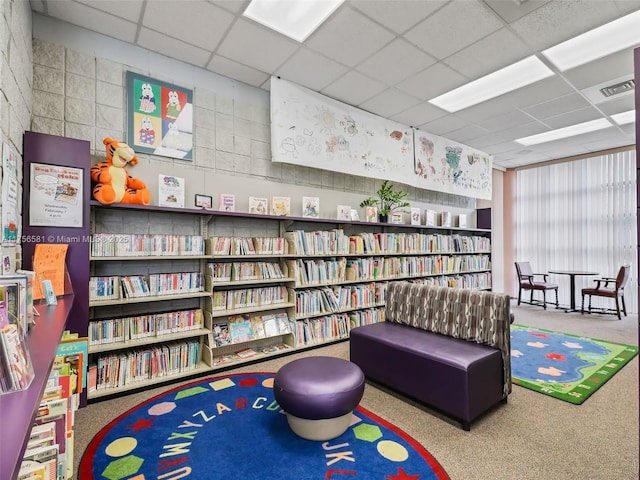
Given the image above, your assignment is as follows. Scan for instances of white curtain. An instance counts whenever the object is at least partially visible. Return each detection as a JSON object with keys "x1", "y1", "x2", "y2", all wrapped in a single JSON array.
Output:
[{"x1": 516, "y1": 150, "x2": 637, "y2": 314}]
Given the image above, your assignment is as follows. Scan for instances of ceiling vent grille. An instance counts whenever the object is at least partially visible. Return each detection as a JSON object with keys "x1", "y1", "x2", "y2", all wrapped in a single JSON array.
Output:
[{"x1": 600, "y1": 79, "x2": 635, "y2": 97}]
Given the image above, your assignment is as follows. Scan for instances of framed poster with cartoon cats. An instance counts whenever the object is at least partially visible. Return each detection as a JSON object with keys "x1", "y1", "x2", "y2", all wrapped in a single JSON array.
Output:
[{"x1": 126, "y1": 71, "x2": 193, "y2": 160}]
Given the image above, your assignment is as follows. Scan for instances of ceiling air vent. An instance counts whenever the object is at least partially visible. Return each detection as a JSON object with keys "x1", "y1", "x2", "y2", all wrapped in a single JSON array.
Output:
[{"x1": 600, "y1": 79, "x2": 635, "y2": 97}]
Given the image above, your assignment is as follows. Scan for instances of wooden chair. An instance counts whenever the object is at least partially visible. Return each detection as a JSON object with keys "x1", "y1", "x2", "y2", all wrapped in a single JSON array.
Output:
[
  {"x1": 515, "y1": 261, "x2": 559, "y2": 310},
  {"x1": 581, "y1": 265, "x2": 631, "y2": 320}
]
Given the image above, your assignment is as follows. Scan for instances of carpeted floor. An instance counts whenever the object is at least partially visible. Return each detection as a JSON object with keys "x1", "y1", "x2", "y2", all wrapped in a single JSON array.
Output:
[{"x1": 74, "y1": 301, "x2": 639, "y2": 480}]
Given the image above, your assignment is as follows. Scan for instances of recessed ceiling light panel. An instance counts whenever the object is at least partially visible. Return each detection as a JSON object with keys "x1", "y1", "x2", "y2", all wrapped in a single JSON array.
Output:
[
  {"x1": 610, "y1": 110, "x2": 636, "y2": 125},
  {"x1": 243, "y1": 0, "x2": 345, "y2": 42},
  {"x1": 515, "y1": 118, "x2": 613, "y2": 146},
  {"x1": 542, "y1": 10, "x2": 640, "y2": 71},
  {"x1": 428, "y1": 56, "x2": 554, "y2": 113}
]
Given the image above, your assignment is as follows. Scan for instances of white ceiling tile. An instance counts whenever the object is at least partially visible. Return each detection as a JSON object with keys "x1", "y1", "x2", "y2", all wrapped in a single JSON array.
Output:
[
  {"x1": 306, "y1": 7, "x2": 395, "y2": 67},
  {"x1": 561, "y1": 50, "x2": 635, "y2": 90},
  {"x1": 143, "y1": 1, "x2": 233, "y2": 51},
  {"x1": 475, "y1": 110, "x2": 536, "y2": 133},
  {"x1": 544, "y1": 107, "x2": 604, "y2": 129},
  {"x1": 356, "y1": 39, "x2": 436, "y2": 86},
  {"x1": 321, "y1": 70, "x2": 386, "y2": 106},
  {"x1": 207, "y1": 55, "x2": 269, "y2": 88},
  {"x1": 209, "y1": 0, "x2": 247, "y2": 14},
  {"x1": 442, "y1": 28, "x2": 530, "y2": 79},
  {"x1": 523, "y1": 93, "x2": 591, "y2": 120},
  {"x1": 75, "y1": 0, "x2": 143, "y2": 22},
  {"x1": 217, "y1": 18, "x2": 299, "y2": 73},
  {"x1": 45, "y1": 1, "x2": 137, "y2": 43},
  {"x1": 276, "y1": 48, "x2": 348, "y2": 92},
  {"x1": 444, "y1": 124, "x2": 490, "y2": 144},
  {"x1": 391, "y1": 102, "x2": 447, "y2": 128},
  {"x1": 483, "y1": 0, "x2": 552, "y2": 23},
  {"x1": 452, "y1": 95, "x2": 518, "y2": 123},
  {"x1": 510, "y1": 0, "x2": 622, "y2": 51},
  {"x1": 350, "y1": 0, "x2": 447, "y2": 34},
  {"x1": 397, "y1": 62, "x2": 466, "y2": 101},
  {"x1": 405, "y1": 0, "x2": 503, "y2": 60},
  {"x1": 466, "y1": 133, "x2": 508, "y2": 150},
  {"x1": 358, "y1": 88, "x2": 421, "y2": 119},
  {"x1": 501, "y1": 76, "x2": 574, "y2": 109},
  {"x1": 138, "y1": 27, "x2": 211, "y2": 67},
  {"x1": 496, "y1": 121, "x2": 549, "y2": 140},
  {"x1": 615, "y1": 0, "x2": 640, "y2": 15},
  {"x1": 419, "y1": 114, "x2": 469, "y2": 135},
  {"x1": 597, "y1": 94, "x2": 637, "y2": 116}
]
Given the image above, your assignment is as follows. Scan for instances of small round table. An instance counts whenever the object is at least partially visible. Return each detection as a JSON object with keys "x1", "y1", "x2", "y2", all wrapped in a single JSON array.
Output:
[
  {"x1": 273, "y1": 356, "x2": 365, "y2": 441},
  {"x1": 548, "y1": 270, "x2": 599, "y2": 312}
]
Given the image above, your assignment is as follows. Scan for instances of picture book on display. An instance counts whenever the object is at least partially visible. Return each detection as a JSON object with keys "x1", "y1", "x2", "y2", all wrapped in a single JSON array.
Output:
[
  {"x1": 336, "y1": 205, "x2": 351, "y2": 221},
  {"x1": 410, "y1": 207, "x2": 421, "y2": 225},
  {"x1": 302, "y1": 196, "x2": 320, "y2": 218},
  {"x1": 218, "y1": 193, "x2": 236, "y2": 212},
  {"x1": 158, "y1": 174, "x2": 185, "y2": 208},
  {"x1": 0, "y1": 323, "x2": 34, "y2": 392},
  {"x1": 440, "y1": 211, "x2": 452, "y2": 227},
  {"x1": 425, "y1": 209, "x2": 437, "y2": 227},
  {"x1": 213, "y1": 322, "x2": 231, "y2": 346},
  {"x1": 365, "y1": 206, "x2": 377, "y2": 222},
  {"x1": 458, "y1": 214, "x2": 468, "y2": 228},
  {"x1": 349, "y1": 209, "x2": 360, "y2": 221},
  {"x1": 248, "y1": 197, "x2": 268, "y2": 215},
  {"x1": 270, "y1": 196, "x2": 291, "y2": 216},
  {"x1": 390, "y1": 212, "x2": 403, "y2": 224},
  {"x1": 229, "y1": 314, "x2": 254, "y2": 343}
]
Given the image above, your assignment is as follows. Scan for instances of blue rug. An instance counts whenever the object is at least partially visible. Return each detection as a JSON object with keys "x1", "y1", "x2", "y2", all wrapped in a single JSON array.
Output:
[{"x1": 80, "y1": 372, "x2": 449, "y2": 479}]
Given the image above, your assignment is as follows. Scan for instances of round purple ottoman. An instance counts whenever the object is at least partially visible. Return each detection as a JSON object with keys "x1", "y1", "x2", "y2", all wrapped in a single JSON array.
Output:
[{"x1": 274, "y1": 356, "x2": 365, "y2": 441}]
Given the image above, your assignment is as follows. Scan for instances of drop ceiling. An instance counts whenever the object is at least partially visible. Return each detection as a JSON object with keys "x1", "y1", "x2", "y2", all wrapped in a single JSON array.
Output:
[{"x1": 30, "y1": 0, "x2": 639, "y2": 169}]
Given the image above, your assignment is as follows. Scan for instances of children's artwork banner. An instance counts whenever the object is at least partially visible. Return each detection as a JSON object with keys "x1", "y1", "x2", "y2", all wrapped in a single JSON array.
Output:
[
  {"x1": 126, "y1": 71, "x2": 193, "y2": 160},
  {"x1": 270, "y1": 77, "x2": 415, "y2": 186},
  {"x1": 270, "y1": 76, "x2": 492, "y2": 200}
]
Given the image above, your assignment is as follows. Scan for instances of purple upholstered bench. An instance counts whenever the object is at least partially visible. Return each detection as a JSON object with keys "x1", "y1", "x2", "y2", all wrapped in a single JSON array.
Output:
[
  {"x1": 350, "y1": 282, "x2": 512, "y2": 431},
  {"x1": 274, "y1": 356, "x2": 365, "y2": 441}
]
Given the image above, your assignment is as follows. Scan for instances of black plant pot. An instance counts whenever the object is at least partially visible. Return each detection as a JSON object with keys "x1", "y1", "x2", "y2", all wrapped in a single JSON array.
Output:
[{"x1": 378, "y1": 213, "x2": 388, "y2": 223}]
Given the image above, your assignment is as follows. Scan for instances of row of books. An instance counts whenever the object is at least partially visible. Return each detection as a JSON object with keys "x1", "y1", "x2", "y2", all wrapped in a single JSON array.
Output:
[
  {"x1": 209, "y1": 286, "x2": 289, "y2": 311},
  {"x1": 284, "y1": 230, "x2": 350, "y2": 256},
  {"x1": 291, "y1": 307, "x2": 386, "y2": 347},
  {"x1": 412, "y1": 272, "x2": 493, "y2": 290},
  {"x1": 89, "y1": 273, "x2": 204, "y2": 301},
  {"x1": 90, "y1": 340, "x2": 200, "y2": 392},
  {"x1": 206, "y1": 236, "x2": 288, "y2": 256},
  {"x1": 19, "y1": 336, "x2": 87, "y2": 479},
  {"x1": 294, "y1": 285, "x2": 384, "y2": 317},
  {"x1": 91, "y1": 233, "x2": 205, "y2": 257},
  {"x1": 206, "y1": 261, "x2": 285, "y2": 282},
  {"x1": 88, "y1": 309, "x2": 204, "y2": 346},
  {"x1": 213, "y1": 312, "x2": 292, "y2": 347},
  {"x1": 357, "y1": 232, "x2": 491, "y2": 254}
]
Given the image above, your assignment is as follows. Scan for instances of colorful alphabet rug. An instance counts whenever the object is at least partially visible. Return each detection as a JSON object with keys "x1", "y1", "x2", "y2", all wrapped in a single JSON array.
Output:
[
  {"x1": 80, "y1": 372, "x2": 450, "y2": 479},
  {"x1": 510, "y1": 325, "x2": 638, "y2": 404}
]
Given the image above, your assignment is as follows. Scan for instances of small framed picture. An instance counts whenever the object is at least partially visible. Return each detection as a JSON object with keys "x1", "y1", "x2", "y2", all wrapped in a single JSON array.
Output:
[{"x1": 195, "y1": 194, "x2": 212, "y2": 209}]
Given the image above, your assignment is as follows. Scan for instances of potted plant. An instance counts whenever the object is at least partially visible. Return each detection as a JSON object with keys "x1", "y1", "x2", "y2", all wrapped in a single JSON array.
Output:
[{"x1": 359, "y1": 180, "x2": 410, "y2": 222}]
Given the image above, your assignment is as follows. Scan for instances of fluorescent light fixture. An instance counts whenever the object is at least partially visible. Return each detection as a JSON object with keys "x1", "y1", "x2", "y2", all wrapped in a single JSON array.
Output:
[
  {"x1": 542, "y1": 10, "x2": 640, "y2": 71},
  {"x1": 610, "y1": 110, "x2": 636, "y2": 125},
  {"x1": 515, "y1": 118, "x2": 613, "y2": 146},
  {"x1": 428, "y1": 56, "x2": 554, "y2": 113},
  {"x1": 243, "y1": 0, "x2": 344, "y2": 42}
]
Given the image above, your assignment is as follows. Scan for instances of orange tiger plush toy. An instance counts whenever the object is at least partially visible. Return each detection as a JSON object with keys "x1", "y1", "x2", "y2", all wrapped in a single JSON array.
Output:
[{"x1": 91, "y1": 137, "x2": 151, "y2": 205}]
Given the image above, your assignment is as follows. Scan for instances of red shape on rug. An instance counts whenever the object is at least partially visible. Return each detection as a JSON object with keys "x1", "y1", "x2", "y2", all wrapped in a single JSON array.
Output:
[
  {"x1": 126, "y1": 417, "x2": 155, "y2": 432},
  {"x1": 386, "y1": 467, "x2": 422, "y2": 479},
  {"x1": 545, "y1": 352, "x2": 566, "y2": 361}
]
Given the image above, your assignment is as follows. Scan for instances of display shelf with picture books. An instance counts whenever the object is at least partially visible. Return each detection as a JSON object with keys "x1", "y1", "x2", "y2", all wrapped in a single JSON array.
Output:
[{"x1": 0, "y1": 297, "x2": 73, "y2": 480}]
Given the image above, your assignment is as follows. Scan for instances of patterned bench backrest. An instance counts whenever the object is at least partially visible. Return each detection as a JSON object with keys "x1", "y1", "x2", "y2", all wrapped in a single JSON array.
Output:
[{"x1": 386, "y1": 281, "x2": 512, "y2": 397}]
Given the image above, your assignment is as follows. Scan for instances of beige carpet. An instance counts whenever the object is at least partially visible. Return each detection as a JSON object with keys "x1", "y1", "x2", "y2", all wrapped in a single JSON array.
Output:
[{"x1": 73, "y1": 302, "x2": 639, "y2": 479}]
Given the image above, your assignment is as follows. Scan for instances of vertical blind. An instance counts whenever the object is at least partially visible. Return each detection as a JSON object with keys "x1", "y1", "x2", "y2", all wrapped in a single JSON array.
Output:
[{"x1": 516, "y1": 150, "x2": 637, "y2": 314}]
